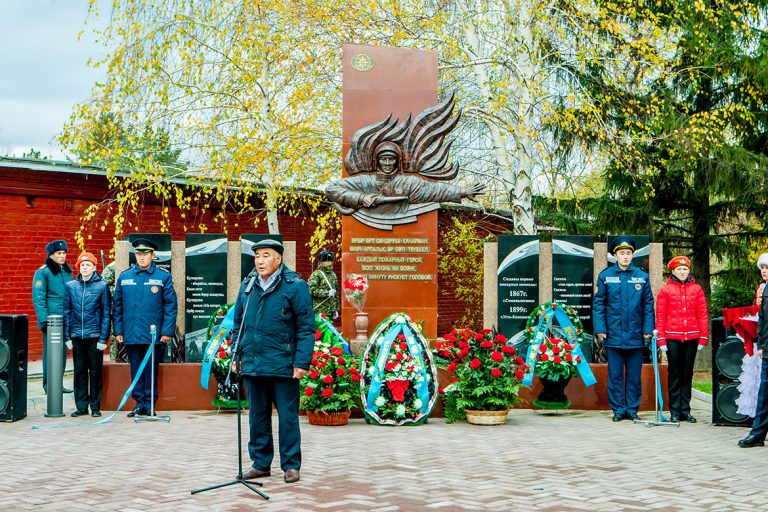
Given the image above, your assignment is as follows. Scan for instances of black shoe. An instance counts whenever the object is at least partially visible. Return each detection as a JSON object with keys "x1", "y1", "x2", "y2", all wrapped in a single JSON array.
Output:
[
  {"x1": 738, "y1": 434, "x2": 765, "y2": 448},
  {"x1": 627, "y1": 413, "x2": 641, "y2": 421},
  {"x1": 682, "y1": 413, "x2": 697, "y2": 423},
  {"x1": 670, "y1": 414, "x2": 681, "y2": 422},
  {"x1": 91, "y1": 410, "x2": 102, "y2": 417},
  {"x1": 71, "y1": 410, "x2": 88, "y2": 417},
  {"x1": 127, "y1": 408, "x2": 148, "y2": 418},
  {"x1": 612, "y1": 413, "x2": 624, "y2": 422},
  {"x1": 63, "y1": 387, "x2": 74, "y2": 394}
]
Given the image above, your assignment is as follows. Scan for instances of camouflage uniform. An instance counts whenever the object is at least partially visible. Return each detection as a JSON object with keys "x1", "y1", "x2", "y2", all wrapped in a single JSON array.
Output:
[
  {"x1": 307, "y1": 266, "x2": 339, "y2": 319},
  {"x1": 102, "y1": 262, "x2": 127, "y2": 362}
]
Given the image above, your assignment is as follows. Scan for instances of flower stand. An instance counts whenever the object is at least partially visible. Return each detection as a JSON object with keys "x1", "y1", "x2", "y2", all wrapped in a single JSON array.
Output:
[
  {"x1": 465, "y1": 409, "x2": 509, "y2": 425},
  {"x1": 306, "y1": 410, "x2": 351, "y2": 426},
  {"x1": 533, "y1": 376, "x2": 571, "y2": 409}
]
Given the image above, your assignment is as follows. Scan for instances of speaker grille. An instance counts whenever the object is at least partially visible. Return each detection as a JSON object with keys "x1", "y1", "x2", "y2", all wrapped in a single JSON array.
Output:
[
  {"x1": 0, "y1": 382, "x2": 8, "y2": 415},
  {"x1": 0, "y1": 338, "x2": 9, "y2": 373},
  {"x1": 715, "y1": 336, "x2": 746, "y2": 380},
  {"x1": 715, "y1": 382, "x2": 750, "y2": 424}
]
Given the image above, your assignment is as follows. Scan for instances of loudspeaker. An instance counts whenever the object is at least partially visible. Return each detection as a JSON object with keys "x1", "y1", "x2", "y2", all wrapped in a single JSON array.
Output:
[
  {"x1": 0, "y1": 315, "x2": 27, "y2": 422},
  {"x1": 711, "y1": 317, "x2": 752, "y2": 427}
]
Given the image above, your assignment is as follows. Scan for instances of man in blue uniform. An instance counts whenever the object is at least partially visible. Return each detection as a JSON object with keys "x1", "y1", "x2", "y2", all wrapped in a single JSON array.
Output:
[
  {"x1": 230, "y1": 239, "x2": 314, "y2": 484},
  {"x1": 32, "y1": 239, "x2": 74, "y2": 393},
  {"x1": 593, "y1": 236, "x2": 655, "y2": 422},
  {"x1": 113, "y1": 239, "x2": 178, "y2": 417}
]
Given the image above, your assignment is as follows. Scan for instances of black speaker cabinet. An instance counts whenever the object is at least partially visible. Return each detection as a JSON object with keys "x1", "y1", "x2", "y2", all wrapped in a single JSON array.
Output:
[
  {"x1": 711, "y1": 317, "x2": 753, "y2": 427},
  {"x1": 0, "y1": 315, "x2": 27, "y2": 422}
]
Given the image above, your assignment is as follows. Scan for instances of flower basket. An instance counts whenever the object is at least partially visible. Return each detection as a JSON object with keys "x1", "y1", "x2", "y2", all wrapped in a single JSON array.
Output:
[
  {"x1": 306, "y1": 409, "x2": 351, "y2": 426},
  {"x1": 465, "y1": 409, "x2": 510, "y2": 426}
]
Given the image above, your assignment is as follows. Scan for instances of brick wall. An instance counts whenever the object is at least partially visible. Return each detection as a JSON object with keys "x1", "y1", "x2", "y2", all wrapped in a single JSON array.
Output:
[{"x1": 0, "y1": 163, "x2": 506, "y2": 359}]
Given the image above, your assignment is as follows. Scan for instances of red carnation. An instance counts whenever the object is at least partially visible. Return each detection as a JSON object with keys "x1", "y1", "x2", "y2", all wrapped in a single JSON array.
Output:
[
  {"x1": 309, "y1": 370, "x2": 319, "y2": 379},
  {"x1": 552, "y1": 346, "x2": 560, "y2": 355},
  {"x1": 315, "y1": 330, "x2": 321, "y2": 340},
  {"x1": 323, "y1": 375, "x2": 334, "y2": 384},
  {"x1": 337, "y1": 357, "x2": 346, "y2": 365},
  {"x1": 396, "y1": 352, "x2": 404, "y2": 361},
  {"x1": 539, "y1": 343, "x2": 546, "y2": 353},
  {"x1": 317, "y1": 360, "x2": 327, "y2": 368},
  {"x1": 565, "y1": 353, "x2": 573, "y2": 362},
  {"x1": 399, "y1": 342, "x2": 408, "y2": 351},
  {"x1": 444, "y1": 334, "x2": 456, "y2": 343},
  {"x1": 480, "y1": 341, "x2": 493, "y2": 349},
  {"x1": 540, "y1": 354, "x2": 549, "y2": 362},
  {"x1": 447, "y1": 361, "x2": 457, "y2": 371},
  {"x1": 494, "y1": 334, "x2": 507, "y2": 343},
  {"x1": 459, "y1": 346, "x2": 470, "y2": 358},
  {"x1": 474, "y1": 333, "x2": 484, "y2": 341},
  {"x1": 515, "y1": 369, "x2": 524, "y2": 380},
  {"x1": 336, "y1": 368, "x2": 347, "y2": 377},
  {"x1": 385, "y1": 362, "x2": 395, "y2": 371},
  {"x1": 515, "y1": 357, "x2": 525, "y2": 365},
  {"x1": 321, "y1": 388, "x2": 333, "y2": 398},
  {"x1": 576, "y1": 356, "x2": 582, "y2": 363},
  {"x1": 470, "y1": 358, "x2": 482, "y2": 369},
  {"x1": 554, "y1": 356, "x2": 562, "y2": 364},
  {"x1": 458, "y1": 340, "x2": 469, "y2": 349},
  {"x1": 331, "y1": 347, "x2": 343, "y2": 356},
  {"x1": 491, "y1": 368, "x2": 502, "y2": 378},
  {"x1": 349, "y1": 367, "x2": 359, "y2": 375},
  {"x1": 351, "y1": 374, "x2": 361, "y2": 382},
  {"x1": 563, "y1": 343, "x2": 573, "y2": 351},
  {"x1": 482, "y1": 328, "x2": 492, "y2": 335},
  {"x1": 491, "y1": 351, "x2": 503, "y2": 363},
  {"x1": 502, "y1": 346, "x2": 515, "y2": 355},
  {"x1": 303, "y1": 387, "x2": 314, "y2": 396},
  {"x1": 396, "y1": 333, "x2": 406, "y2": 341}
]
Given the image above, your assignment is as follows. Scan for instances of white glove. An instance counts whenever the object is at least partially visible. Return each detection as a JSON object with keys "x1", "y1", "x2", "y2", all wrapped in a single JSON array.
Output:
[
  {"x1": 66, "y1": 340, "x2": 73, "y2": 350},
  {"x1": 328, "y1": 289, "x2": 337, "y2": 297},
  {"x1": 697, "y1": 345, "x2": 704, "y2": 351},
  {"x1": 659, "y1": 345, "x2": 667, "y2": 352},
  {"x1": 97, "y1": 341, "x2": 107, "y2": 351}
]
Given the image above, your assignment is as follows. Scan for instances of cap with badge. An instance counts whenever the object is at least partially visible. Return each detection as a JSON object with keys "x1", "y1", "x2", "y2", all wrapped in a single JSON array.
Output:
[
  {"x1": 46, "y1": 239, "x2": 68, "y2": 255},
  {"x1": 132, "y1": 238, "x2": 159, "y2": 253},
  {"x1": 76, "y1": 252, "x2": 98, "y2": 269},
  {"x1": 318, "y1": 250, "x2": 334, "y2": 262},
  {"x1": 608, "y1": 236, "x2": 636, "y2": 255},
  {"x1": 667, "y1": 256, "x2": 691, "y2": 271},
  {"x1": 251, "y1": 238, "x2": 284, "y2": 255}
]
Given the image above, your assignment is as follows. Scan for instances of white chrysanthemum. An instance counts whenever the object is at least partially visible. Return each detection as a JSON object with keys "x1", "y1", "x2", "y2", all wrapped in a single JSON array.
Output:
[
  {"x1": 396, "y1": 404, "x2": 406, "y2": 416},
  {"x1": 395, "y1": 315, "x2": 406, "y2": 324},
  {"x1": 368, "y1": 367, "x2": 375, "y2": 376},
  {"x1": 375, "y1": 396, "x2": 387, "y2": 407},
  {"x1": 413, "y1": 398, "x2": 423, "y2": 409}
]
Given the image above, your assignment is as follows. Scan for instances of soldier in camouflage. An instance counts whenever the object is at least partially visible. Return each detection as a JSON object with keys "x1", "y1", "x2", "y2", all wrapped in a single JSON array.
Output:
[{"x1": 307, "y1": 250, "x2": 339, "y2": 319}]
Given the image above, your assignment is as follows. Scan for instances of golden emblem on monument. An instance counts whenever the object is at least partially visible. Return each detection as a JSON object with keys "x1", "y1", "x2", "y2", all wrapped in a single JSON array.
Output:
[{"x1": 351, "y1": 54, "x2": 374, "y2": 72}]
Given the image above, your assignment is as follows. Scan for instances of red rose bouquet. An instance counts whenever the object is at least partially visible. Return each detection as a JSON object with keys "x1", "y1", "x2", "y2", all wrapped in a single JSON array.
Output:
[
  {"x1": 534, "y1": 337, "x2": 582, "y2": 381},
  {"x1": 343, "y1": 273, "x2": 368, "y2": 312},
  {"x1": 434, "y1": 328, "x2": 528, "y2": 423},
  {"x1": 300, "y1": 333, "x2": 361, "y2": 413}
]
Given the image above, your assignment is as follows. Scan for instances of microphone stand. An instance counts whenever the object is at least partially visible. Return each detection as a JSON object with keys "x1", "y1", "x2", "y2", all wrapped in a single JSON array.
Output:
[
  {"x1": 192, "y1": 273, "x2": 269, "y2": 500},
  {"x1": 634, "y1": 330, "x2": 679, "y2": 428},
  {"x1": 135, "y1": 325, "x2": 171, "y2": 423}
]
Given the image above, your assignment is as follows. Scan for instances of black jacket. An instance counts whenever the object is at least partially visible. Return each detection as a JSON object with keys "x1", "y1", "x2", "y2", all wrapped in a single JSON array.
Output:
[
  {"x1": 759, "y1": 286, "x2": 768, "y2": 353},
  {"x1": 63, "y1": 272, "x2": 111, "y2": 342}
]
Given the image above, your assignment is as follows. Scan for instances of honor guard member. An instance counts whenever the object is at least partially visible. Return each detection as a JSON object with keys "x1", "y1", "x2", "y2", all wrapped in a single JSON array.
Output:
[
  {"x1": 307, "y1": 250, "x2": 339, "y2": 319},
  {"x1": 113, "y1": 238, "x2": 178, "y2": 417},
  {"x1": 593, "y1": 236, "x2": 655, "y2": 422},
  {"x1": 32, "y1": 239, "x2": 74, "y2": 393},
  {"x1": 230, "y1": 239, "x2": 314, "y2": 484}
]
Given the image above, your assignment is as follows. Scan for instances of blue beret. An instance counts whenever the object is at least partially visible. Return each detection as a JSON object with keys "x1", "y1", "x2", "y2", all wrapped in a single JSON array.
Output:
[
  {"x1": 132, "y1": 238, "x2": 158, "y2": 253},
  {"x1": 252, "y1": 239, "x2": 283, "y2": 255},
  {"x1": 609, "y1": 236, "x2": 636, "y2": 255},
  {"x1": 45, "y1": 240, "x2": 68, "y2": 255}
]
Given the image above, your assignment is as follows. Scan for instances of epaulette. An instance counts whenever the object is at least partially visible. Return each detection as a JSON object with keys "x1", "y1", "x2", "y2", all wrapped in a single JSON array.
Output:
[
  {"x1": 39, "y1": 265, "x2": 46, "y2": 270},
  {"x1": 157, "y1": 266, "x2": 170, "y2": 273}
]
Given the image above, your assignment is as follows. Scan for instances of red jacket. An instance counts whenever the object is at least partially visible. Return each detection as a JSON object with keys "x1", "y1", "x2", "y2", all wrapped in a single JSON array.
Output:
[{"x1": 655, "y1": 276, "x2": 709, "y2": 346}]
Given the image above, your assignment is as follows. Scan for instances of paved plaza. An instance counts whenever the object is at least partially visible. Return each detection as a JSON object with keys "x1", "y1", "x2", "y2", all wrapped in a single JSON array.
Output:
[{"x1": 1, "y1": 365, "x2": 767, "y2": 511}]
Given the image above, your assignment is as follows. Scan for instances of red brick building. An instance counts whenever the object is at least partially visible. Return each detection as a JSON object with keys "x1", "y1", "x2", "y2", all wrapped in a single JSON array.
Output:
[{"x1": 0, "y1": 156, "x2": 513, "y2": 360}]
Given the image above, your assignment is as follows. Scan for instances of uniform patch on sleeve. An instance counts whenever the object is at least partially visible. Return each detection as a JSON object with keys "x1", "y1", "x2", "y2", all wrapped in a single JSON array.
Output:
[{"x1": 35, "y1": 280, "x2": 43, "y2": 287}]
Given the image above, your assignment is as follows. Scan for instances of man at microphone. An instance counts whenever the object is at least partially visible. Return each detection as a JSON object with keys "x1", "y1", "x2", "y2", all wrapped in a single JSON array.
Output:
[{"x1": 230, "y1": 239, "x2": 314, "y2": 483}]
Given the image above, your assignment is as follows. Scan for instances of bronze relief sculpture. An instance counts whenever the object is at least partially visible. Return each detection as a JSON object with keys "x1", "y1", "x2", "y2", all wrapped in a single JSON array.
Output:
[{"x1": 327, "y1": 94, "x2": 484, "y2": 230}]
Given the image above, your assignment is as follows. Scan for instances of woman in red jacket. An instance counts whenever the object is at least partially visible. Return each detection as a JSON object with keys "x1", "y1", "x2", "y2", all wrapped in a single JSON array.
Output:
[{"x1": 656, "y1": 256, "x2": 709, "y2": 423}]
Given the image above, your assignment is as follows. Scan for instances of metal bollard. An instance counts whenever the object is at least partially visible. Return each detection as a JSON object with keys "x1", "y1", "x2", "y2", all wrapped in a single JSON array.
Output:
[{"x1": 44, "y1": 315, "x2": 65, "y2": 418}]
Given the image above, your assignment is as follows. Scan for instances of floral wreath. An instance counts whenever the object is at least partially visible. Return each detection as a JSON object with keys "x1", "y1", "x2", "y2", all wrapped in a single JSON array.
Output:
[{"x1": 524, "y1": 302, "x2": 584, "y2": 345}]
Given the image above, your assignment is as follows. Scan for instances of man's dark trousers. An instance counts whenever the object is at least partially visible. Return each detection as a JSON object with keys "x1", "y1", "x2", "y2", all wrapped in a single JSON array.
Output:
[
  {"x1": 748, "y1": 356, "x2": 768, "y2": 440},
  {"x1": 126, "y1": 344, "x2": 163, "y2": 410},
  {"x1": 606, "y1": 346, "x2": 644, "y2": 415},
  {"x1": 72, "y1": 337, "x2": 103, "y2": 411},
  {"x1": 243, "y1": 376, "x2": 301, "y2": 471}
]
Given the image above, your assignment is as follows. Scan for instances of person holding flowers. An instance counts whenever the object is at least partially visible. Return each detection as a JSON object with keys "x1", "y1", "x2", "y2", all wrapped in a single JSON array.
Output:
[{"x1": 655, "y1": 256, "x2": 708, "y2": 423}]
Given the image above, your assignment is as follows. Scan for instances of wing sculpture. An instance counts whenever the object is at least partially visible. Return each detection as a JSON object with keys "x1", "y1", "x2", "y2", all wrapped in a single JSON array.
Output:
[{"x1": 343, "y1": 93, "x2": 460, "y2": 180}]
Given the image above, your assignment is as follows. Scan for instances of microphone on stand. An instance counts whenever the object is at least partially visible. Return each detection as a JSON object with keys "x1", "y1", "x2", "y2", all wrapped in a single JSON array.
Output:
[{"x1": 244, "y1": 272, "x2": 258, "y2": 296}]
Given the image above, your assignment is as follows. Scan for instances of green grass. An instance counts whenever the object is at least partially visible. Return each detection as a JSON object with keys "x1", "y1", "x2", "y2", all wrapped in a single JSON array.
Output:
[{"x1": 692, "y1": 381, "x2": 712, "y2": 394}]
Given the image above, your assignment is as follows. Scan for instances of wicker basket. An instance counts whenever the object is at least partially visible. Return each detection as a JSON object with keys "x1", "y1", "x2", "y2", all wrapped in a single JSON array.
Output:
[
  {"x1": 465, "y1": 409, "x2": 509, "y2": 426},
  {"x1": 306, "y1": 410, "x2": 351, "y2": 426}
]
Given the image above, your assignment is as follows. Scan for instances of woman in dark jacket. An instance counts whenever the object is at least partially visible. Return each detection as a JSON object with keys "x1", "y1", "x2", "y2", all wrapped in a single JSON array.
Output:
[
  {"x1": 63, "y1": 252, "x2": 111, "y2": 417},
  {"x1": 656, "y1": 256, "x2": 708, "y2": 423}
]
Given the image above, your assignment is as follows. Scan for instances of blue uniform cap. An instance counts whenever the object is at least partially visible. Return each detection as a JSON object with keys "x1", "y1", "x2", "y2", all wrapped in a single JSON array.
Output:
[
  {"x1": 46, "y1": 239, "x2": 68, "y2": 255},
  {"x1": 252, "y1": 238, "x2": 284, "y2": 255},
  {"x1": 318, "y1": 250, "x2": 334, "y2": 262},
  {"x1": 132, "y1": 238, "x2": 158, "y2": 253},
  {"x1": 609, "y1": 236, "x2": 636, "y2": 255}
]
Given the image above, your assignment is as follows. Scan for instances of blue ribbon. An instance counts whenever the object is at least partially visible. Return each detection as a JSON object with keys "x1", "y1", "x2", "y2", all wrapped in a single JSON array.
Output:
[
  {"x1": 32, "y1": 337, "x2": 156, "y2": 430},
  {"x1": 522, "y1": 305, "x2": 596, "y2": 387},
  {"x1": 200, "y1": 307, "x2": 236, "y2": 390},
  {"x1": 366, "y1": 325, "x2": 401, "y2": 412},
  {"x1": 650, "y1": 333, "x2": 669, "y2": 421},
  {"x1": 315, "y1": 314, "x2": 351, "y2": 354},
  {"x1": 401, "y1": 323, "x2": 430, "y2": 413}
]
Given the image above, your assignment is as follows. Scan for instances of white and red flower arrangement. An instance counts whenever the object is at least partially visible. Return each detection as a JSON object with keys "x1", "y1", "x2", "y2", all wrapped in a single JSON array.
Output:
[
  {"x1": 534, "y1": 337, "x2": 582, "y2": 381},
  {"x1": 433, "y1": 328, "x2": 528, "y2": 423},
  {"x1": 300, "y1": 329, "x2": 361, "y2": 413},
  {"x1": 360, "y1": 313, "x2": 438, "y2": 426},
  {"x1": 343, "y1": 273, "x2": 368, "y2": 311}
]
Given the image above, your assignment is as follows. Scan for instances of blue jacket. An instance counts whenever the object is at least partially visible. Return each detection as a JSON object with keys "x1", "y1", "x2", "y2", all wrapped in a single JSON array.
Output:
[
  {"x1": 593, "y1": 263, "x2": 655, "y2": 348},
  {"x1": 32, "y1": 258, "x2": 73, "y2": 330},
  {"x1": 63, "y1": 272, "x2": 111, "y2": 341},
  {"x1": 230, "y1": 265, "x2": 315, "y2": 377},
  {"x1": 113, "y1": 263, "x2": 178, "y2": 344}
]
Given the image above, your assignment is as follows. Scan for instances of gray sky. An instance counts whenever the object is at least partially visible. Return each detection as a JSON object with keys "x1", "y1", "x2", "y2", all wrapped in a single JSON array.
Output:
[{"x1": 0, "y1": 1, "x2": 105, "y2": 159}]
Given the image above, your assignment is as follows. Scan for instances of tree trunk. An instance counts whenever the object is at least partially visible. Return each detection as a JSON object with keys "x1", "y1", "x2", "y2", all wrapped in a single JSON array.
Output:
[{"x1": 691, "y1": 165, "x2": 711, "y2": 299}]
